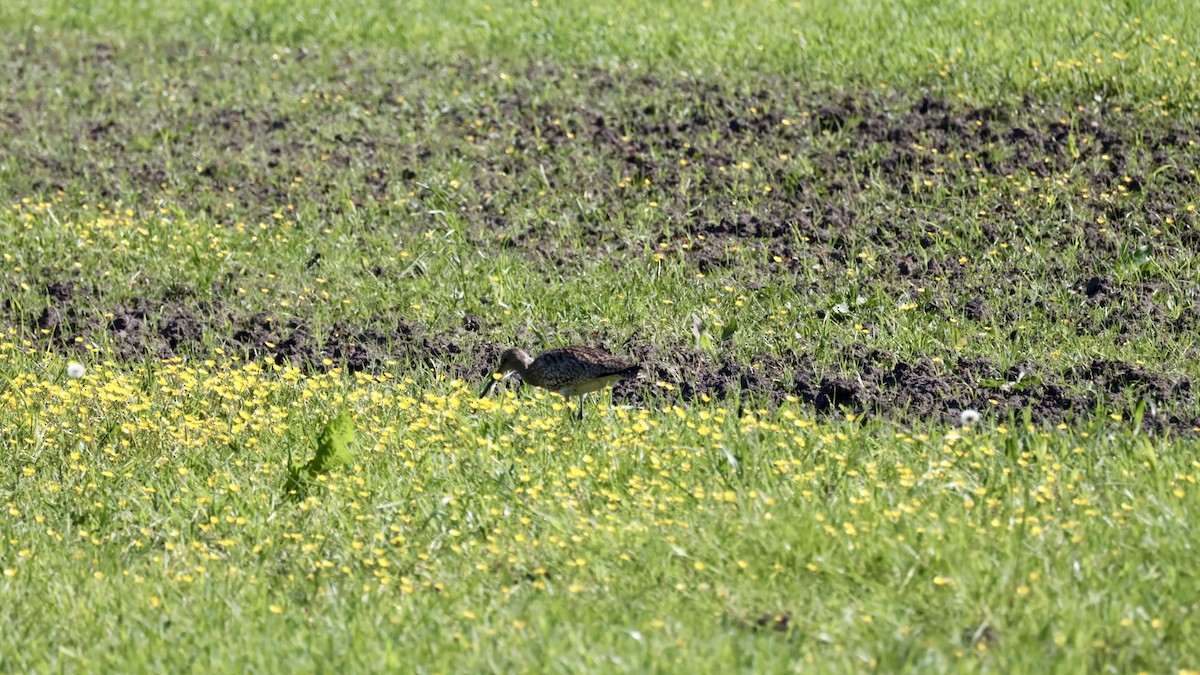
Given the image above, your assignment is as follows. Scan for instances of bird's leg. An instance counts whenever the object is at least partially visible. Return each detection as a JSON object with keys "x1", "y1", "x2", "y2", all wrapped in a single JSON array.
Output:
[{"x1": 578, "y1": 395, "x2": 585, "y2": 421}]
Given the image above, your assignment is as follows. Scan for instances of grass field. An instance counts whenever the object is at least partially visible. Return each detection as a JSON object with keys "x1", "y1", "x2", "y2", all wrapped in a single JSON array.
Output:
[{"x1": 2, "y1": 0, "x2": 1199, "y2": 672}]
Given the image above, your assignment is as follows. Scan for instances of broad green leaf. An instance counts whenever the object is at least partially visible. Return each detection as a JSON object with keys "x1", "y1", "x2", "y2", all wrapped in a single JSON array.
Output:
[
  {"x1": 720, "y1": 318, "x2": 739, "y2": 342},
  {"x1": 304, "y1": 410, "x2": 356, "y2": 476}
]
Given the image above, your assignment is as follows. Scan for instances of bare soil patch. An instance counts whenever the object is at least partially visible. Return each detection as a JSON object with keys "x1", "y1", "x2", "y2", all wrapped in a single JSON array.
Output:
[{"x1": 4, "y1": 47, "x2": 1197, "y2": 430}]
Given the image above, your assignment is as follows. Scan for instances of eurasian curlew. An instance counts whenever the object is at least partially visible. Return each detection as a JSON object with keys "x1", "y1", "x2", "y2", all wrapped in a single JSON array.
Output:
[{"x1": 479, "y1": 346, "x2": 640, "y2": 419}]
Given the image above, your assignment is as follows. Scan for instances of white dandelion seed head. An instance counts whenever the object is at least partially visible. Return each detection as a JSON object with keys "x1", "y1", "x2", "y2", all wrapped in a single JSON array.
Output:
[
  {"x1": 960, "y1": 408, "x2": 981, "y2": 426},
  {"x1": 67, "y1": 362, "x2": 86, "y2": 379}
]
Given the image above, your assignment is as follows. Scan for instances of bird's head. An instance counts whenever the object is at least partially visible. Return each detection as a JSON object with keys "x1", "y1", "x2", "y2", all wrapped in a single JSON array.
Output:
[
  {"x1": 495, "y1": 348, "x2": 531, "y2": 375},
  {"x1": 479, "y1": 348, "x2": 531, "y2": 398}
]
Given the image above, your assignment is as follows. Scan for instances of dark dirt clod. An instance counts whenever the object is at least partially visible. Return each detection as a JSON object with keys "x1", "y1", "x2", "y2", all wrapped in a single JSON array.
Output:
[
  {"x1": 36, "y1": 307, "x2": 60, "y2": 332},
  {"x1": 159, "y1": 309, "x2": 204, "y2": 350},
  {"x1": 1084, "y1": 276, "x2": 1109, "y2": 299},
  {"x1": 964, "y1": 296, "x2": 988, "y2": 322},
  {"x1": 814, "y1": 377, "x2": 864, "y2": 412},
  {"x1": 45, "y1": 281, "x2": 75, "y2": 303}
]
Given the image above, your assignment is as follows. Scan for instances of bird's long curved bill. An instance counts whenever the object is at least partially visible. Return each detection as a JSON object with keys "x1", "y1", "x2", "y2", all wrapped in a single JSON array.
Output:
[
  {"x1": 479, "y1": 377, "x2": 498, "y2": 398},
  {"x1": 479, "y1": 372, "x2": 514, "y2": 398}
]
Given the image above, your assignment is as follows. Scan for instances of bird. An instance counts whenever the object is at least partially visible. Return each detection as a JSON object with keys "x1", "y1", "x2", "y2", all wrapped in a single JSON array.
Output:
[{"x1": 479, "y1": 346, "x2": 641, "y2": 420}]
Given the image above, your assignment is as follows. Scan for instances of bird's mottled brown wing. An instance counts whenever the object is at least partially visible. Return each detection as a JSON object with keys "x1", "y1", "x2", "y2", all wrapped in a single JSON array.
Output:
[{"x1": 528, "y1": 346, "x2": 638, "y2": 391}]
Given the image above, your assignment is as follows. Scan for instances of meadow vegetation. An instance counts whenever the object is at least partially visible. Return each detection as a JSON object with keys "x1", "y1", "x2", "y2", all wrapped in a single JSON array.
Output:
[{"x1": 1, "y1": 0, "x2": 1198, "y2": 671}]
